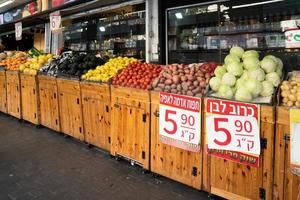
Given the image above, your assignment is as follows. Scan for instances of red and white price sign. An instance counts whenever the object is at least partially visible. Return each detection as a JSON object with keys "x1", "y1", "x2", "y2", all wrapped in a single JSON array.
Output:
[
  {"x1": 15, "y1": 22, "x2": 22, "y2": 41},
  {"x1": 50, "y1": 12, "x2": 61, "y2": 32},
  {"x1": 206, "y1": 98, "x2": 261, "y2": 166},
  {"x1": 159, "y1": 92, "x2": 201, "y2": 152}
]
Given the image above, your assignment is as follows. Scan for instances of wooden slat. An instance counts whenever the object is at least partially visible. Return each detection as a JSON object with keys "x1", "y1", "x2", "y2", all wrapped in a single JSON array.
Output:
[
  {"x1": 57, "y1": 78, "x2": 84, "y2": 141},
  {"x1": 38, "y1": 75, "x2": 60, "y2": 132},
  {"x1": 20, "y1": 74, "x2": 40, "y2": 125},
  {"x1": 0, "y1": 71, "x2": 7, "y2": 113},
  {"x1": 6, "y1": 71, "x2": 21, "y2": 119},
  {"x1": 81, "y1": 82, "x2": 111, "y2": 151},
  {"x1": 111, "y1": 86, "x2": 150, "y2": 169},
  {"x1": 150, "y1": 91, "x2": 202, "y2": 189}
]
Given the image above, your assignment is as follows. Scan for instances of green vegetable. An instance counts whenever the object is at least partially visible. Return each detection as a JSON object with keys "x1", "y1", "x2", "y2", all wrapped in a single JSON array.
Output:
[
  {"x1": 260, "y1": 81, "x2": 275, "y2": 97},
  {"x1": 226, "y1": 61, "x2": 243, "y2": 77},
  {"x1": 209, "y1": 77, "x2": 221, "y2": 92},
  {"x1": 214, "y1": 66, "x2": 226, "y2": 79},
  {"x1": 276, "y1": 67, "x2": 283, "y2": 78},
  {"x1": 240, "y1": 71, "x2": 249, "y2": 80},
  {"x1": 224, "y1": 54, "x2": 240, "y2": 65},
  {"x1": 242, "y1": 50, "x2": 259, "y2": 60},
  {"x1": 243, "y1": 57, "x2": 260, "y2": 70},
  {"x1": 230, "y1": 46, "x2": 244, "y2": 58},
  {"x1": 221, "y1": 72, "x2": 236, "y2": 86},
  {"x1": 245, "y1": 78, "x2": 263, "y2": 98},
  {"x1": 266, "y1": 72, "x2": 280, "y2": 87},
  {"x1": 218, "y1": 85, "x2": 234, "y2": 99},
  {"x1": 261, "y1": 57, "x2": 277, "y2": 73},
  {"x1": 248, "y1": 68, "x2": 265, "y2": 82},
  {"x1": 235, "y1": 87, "x2": 252, "y2": 102}
]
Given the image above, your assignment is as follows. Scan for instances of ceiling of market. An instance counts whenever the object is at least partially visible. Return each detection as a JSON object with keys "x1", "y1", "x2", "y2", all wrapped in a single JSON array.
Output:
[{"x1": 0, "y1": 0, "x2": 33, "y2": 13}]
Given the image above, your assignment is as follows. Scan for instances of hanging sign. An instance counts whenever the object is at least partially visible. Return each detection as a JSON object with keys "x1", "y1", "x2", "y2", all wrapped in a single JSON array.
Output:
[
  {"x1": 206, "y1": 98, "x2": 261, "y2": 167},
  {"x1": 15, "y1": 22, "x2": 22, "y2": 41},
  {"x1": 285, "y1": 29, "x2": 300, "y2": 48},
  {"x1": 50, "y1": 11, "x2": 61, "y2": 32},
  {"x1": 159, "y1": 92, "x2": 201, "y2": 152},
  {"x1": 290, "y1": 109, "x2": 300, "y2": 177}
]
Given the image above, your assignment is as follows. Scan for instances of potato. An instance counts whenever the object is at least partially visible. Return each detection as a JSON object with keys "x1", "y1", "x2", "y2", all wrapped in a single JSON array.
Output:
[
  {"x1": 287, "y1": 101, "x2": 294, "y2": 107},
  {"x1": 195, "y1": 93, "x2": 202, "y2": 98},
  {"x1": 186, "y1": 81, "x2": 192, "y2": 87},
  {"x1": 200, "y1": 81, "x2": 206, "y2": 88},
  {"x1": 281, "y1": 91, "x2": 289, "y2": 98},
  {"x1": 296, "y1": 101, "x2": 300, "y2": 107},
  {"x1": 154, "y1": 87, "x2": 162, "y2": 92},
  {"x1": 159, "y1": 78, "x2": 166, "y2": 83},
  {"x1": 187, "y1": 91, "x2": 193, "y2": 96},
  {"x1": 291, "y1": 89, "x2": 297, "y2": 94},
  {"x1": 184, "y1": 69, "x2": 190, "y2": 74},
  {"x1": 282, "y1": 98, "x2": 288, "y2": 103},
  {"x1": 187, "y1": 75, "x2": 194, "y2": 81},
  {"x1": 181, "y1": 76, "x2": 187, "y2": 82},
  {"x1": 192, "y1": 87, "x2": 201, "y2": 94},
  {"x1": 157, "y1": 83, "x2": 165, "y2": 89},
  {"x1": 172, "y1": 75, "x2": 180, "y2": 84},
  {"x1": 165, "y1": 79, "x2": 172, "y2": 85},
  {"x1": 288, "y1": 94, "x2": 296, "y2": 101},
  {"x1": 193, "y1": 80, "x2": 199, "y2": 86},
  {"x1": 197, "y1": 77, "x2": 204, "y2": 82},
  {"x1": 172, "y1": 71, "x2": 179, "y2": 75},
  {"x1": 152, "y1": 78, "x2": 159, "y2": 88},
  {"x1": 171, "y1": 89, "x2": 177, "y2": 93},
  {"x1": 182, "y1": 83, "x2": 189, "y2": 91},
  {"x1": 205, "y1": 73, "x2": 211, "y2": 79},
  {"x1": 165, "y1": 85, "x2": 171, "y2": 91},
  {"x1": 171, "y1": 84, "x2": 176, "y2": 89}
]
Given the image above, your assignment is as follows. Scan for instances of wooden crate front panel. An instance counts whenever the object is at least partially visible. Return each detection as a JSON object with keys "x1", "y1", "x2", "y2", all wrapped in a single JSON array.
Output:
[
  {"x1": 274, "y1": 106, "x2": 300, "y2": 200},
  {"x1": 0, "y1": 71, "x2": 7, "y2": 113},
  {"x1": 20, "y1": 74, "x2": 39, "y2": 125},
  {"x1": 81, "y1": 82, "x2": 111, "y2": 151},
  {"x1": 111, "y1": 86, "x2": 150, "y2": 169},
  {"x1": 57, "y1": 79, "x2": 84, "y2": 141},
  {"x1": 6, "y1": 71, "x2": 21, "y2": 119},
  {"x1": 204, "y1": 99, "x2": 275, "y2": 200},
  {"x1": 150, "y1": 92, "x2": 202, "y2": 189},
  {"x1": 38, "y1": 75, "x2": 60, "y2": 131}
]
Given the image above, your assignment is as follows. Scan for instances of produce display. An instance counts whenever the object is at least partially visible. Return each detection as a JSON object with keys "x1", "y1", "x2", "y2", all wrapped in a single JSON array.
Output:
[
  {"x1": 280, "y1": 71, "x2": 300, "y2": 107},
  {"x1": 56, "y1": 52, "x2": 107, "y2": 78},
  {"x1": 0, "y1": 51, "x2": 29, "y2": 71},
  {"x1": 40, "y1": 52, "x2": 72, "y2": 77},
  {"x1": 209, "y1": 46, "x2": 283, "y2": 102},
  {"x1": 82, "y1": 57, "x2": 137, "y2": 82},
  {"x1": 151, "y1": 62, "x2": 218, "y2": 97},
  {"x1": 20, "y1": 54, "x2": 53, "y2": 75},
  {"x1": 112, "y1": 62, "x2": 163, "y2": 90}
]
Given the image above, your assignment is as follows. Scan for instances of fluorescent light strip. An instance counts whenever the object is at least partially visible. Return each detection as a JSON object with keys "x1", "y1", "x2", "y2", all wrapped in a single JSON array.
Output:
[
  {"x1": 0, "y1": 0, "x2": 14, "y2": 9},
  {"x1": 232, "y1": 0, "x2": 284, "y2": 9}
]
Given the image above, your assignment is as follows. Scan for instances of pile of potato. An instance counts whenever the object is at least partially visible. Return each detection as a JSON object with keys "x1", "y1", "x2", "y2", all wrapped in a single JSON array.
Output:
[
  {"x1": 281, "y1": 71, "x2": 300, "y2": 107},
  {"x1": 151, "y1": 63, "x2": 214, "y2": 97}
]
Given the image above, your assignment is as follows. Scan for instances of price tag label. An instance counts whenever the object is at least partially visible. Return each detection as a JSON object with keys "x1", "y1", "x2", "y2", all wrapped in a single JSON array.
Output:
[
  {"x1": 15, "y1": 22, "x2": 22, "y2": 41},
  {"x1": 50, "y1": 12, "x2": 61, "y2": 32},
  {"x1": 206, "y1": 98, "x2": 261, "y2": 167},
  {"x1": 285, "y1": 29, "x2": 300, "y2": 48},
  {"x1": 159, "y1": 92, "x2": 201, "y2": 152},
  {"x1": 290, "y1": 109, "x2": 300, "y2": 177}
]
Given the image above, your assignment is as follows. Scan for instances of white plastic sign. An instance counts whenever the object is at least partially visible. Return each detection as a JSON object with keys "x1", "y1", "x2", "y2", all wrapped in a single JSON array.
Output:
[
  {"x1": 285, "y1": 29, "x2": 300, "y2": 48},
  {"x1": 15, "y1": 22, "x2": 22, "y2": 41},
  {"x1": 50, "y1": 12, "x2": 61, "y2": 32},
  {"x1": 159, "y1": 92, "x2": 201, "y2": 152}
]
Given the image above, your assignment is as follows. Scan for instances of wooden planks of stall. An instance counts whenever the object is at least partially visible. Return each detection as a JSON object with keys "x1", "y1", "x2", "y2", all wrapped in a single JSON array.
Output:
[
  {"x1": 57, "y1": 78, "x2": 84, "y2": 141},
  {"x1": 273, "y1": 106, "x2": 300, "y2": 200},
  {"x1": 203, "y1": 99, "x2": 275, "y2": 200},
  {"x1": 110, "y1": 86, "x2": 150, "y2": 169},
  {"x1": 38, "y1": 75, "x2": 60, "y2": 132},
  {"x1": 0, "y1": 70, "x2": 7, "y2": 113},
  {"x1": 150, "y1": 91, "x2": 203, "y2": 189},
  {"x1": 81, "y1": 82, "x2": 111, "y2": 151},
  {"x1": 20, "y1": 73, "x2": 40, "y2": 125},
  {"x1": 6, "y1": 71, "x2": 21, "y2": 119}
]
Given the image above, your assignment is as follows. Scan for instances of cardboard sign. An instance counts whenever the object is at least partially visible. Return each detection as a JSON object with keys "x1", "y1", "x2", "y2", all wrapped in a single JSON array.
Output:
[
  {"x1": 290, "y1": 109, "x2": 300, "y2": 177},
  {"x1": 285, "y1": 29, "x2": 300, "y2": 48},
  {"x1": 159, "y1": 92, "x2": 201, "y2": 152},
  {"x1": 50, "y1": 11, "x2": 61, "y2": 32},
  {"x1": 15, "y1": 22, "x2": 22, "y2": 41},
  {"x1": 206, "y1": 98, "x2": 261, "y2": 167}
]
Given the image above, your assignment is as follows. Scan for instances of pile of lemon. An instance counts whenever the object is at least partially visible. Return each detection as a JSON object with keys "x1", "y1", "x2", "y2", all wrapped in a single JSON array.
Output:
[
  {"x1": 20, "y1": 54, "x2": 53, "y2": 75},
  {"x1": 82, "y1": 57, "x2": 137, "y2": 82}
]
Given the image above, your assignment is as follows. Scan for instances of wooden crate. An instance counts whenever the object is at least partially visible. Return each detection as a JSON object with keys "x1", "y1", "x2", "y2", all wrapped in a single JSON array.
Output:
[
  {"x1": 6, "y1": 71, "x2": 21, "y2": 119},
  {"x1": 110, "y1": 86, "x2": 150, "y2": 169},
  {"x1": 20, "y1": 73, "x2": 40, "y2": 125},
  {"x1": 38, "y1": 75, "x2": 60, "y2": 132},
  {"x1": 81, "y1": 82, "x2": 111, "y2": 151},
  {"x1": 150, "y1": 91, "x2": 203, "y2": 189},
  {"x1": 203, "y1": 99, "x2": 275, "y2": 200},
  {"x1": 273, "y1": 106, "x2": 300, "y2": 200},
  {"x1": 57, "y1": 78, "x2": 84, "y2": 141},
  {"x1": 0, "y1": 70, "x2": 7, "y2": 113}
]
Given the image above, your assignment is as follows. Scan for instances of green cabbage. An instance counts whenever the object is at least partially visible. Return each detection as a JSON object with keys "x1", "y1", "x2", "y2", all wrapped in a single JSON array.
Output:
[
  {"x1": 276, "y1": 57, "x2": 283, "y2": 70},
  {"x1": 209, "y1": 77, "x2": 221, "y2": 92},
  {"x1": 235, "y1": 78, "x2": 246, "y2": 90},
  {"x1": 243, "y1": 57, "x2": 260, "y2": 70},
  {"x1": 242, "y1": 50, "x2": 259, "y2": 60},
  {"x1": 218, "y1": 85, "x2": 234, "y2": 99},
  {"x1": 260, "y1": 81, "x2": 275, "y2": 97},
  {"x1": 221, "y1": 72, "x2": 236, "y2": 86},
  {"x1": 248, "y1": 68, "x2": 265, "y2": 82},
  {"x1": 224, "y1": 54, "x2": 240, "y2": 64},
  {"x1": 261, "y1": 57, "x2": 276, "y2": 73},
  {"x1": 230, "y1": 46, "x2": 244, "y2": 58},
  {"x1": 245, "y1": 78, "x2": 263, "y2": 97},
  {"x1": 226, "y1": 61, "x2": 243, "y2": 77},
  {"x1": 276, "y1": 67, "x2": 283, "y2": 78},
  {"x1": 214, "y1": 66, "x2": 226, "y2": 78},
  {"x1": 240, "y1": 71, "x2": 249, "y2": 80},
  {"x1": 235, "y1": 87, "x2": 252, "y2": 102},
  {"x1": 266, "y1": 72, "x2": 280, "y2": 87}
]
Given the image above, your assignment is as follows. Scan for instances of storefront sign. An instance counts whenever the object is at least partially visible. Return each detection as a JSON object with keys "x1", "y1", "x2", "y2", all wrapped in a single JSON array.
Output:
[
  {"x1": 50, "y1": 12, "x2": 61, "y2": 32},
  {"x1": 15, "y1": 22, "x2": 22, "y2": 41},
  {"x1": 290, "y1": 109, "x2": 300, "y2": 177},
  {"x1": 285, "y1": 29, "x2": 300, "y2": 48},
  {"x1": 206, "y1": 98, "x2": 261, "y2": 167},
  {"x1": 159, "y1": 92, "x2": 201, "y2": 152}
]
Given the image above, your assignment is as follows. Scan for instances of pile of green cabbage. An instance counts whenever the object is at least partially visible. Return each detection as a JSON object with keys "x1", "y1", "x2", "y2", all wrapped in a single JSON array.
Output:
[{"x1": 209, "y1": 46, "x2": 283, "y2": 102}]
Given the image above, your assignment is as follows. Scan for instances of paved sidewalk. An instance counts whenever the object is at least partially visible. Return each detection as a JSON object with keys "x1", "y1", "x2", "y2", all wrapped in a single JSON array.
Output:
[{"x1": 0, "y1": 113, "x2": 212, "y2": 200}]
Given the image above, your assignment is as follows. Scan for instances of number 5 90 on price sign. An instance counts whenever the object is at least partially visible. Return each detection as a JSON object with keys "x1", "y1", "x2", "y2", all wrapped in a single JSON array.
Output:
[{"x1": 159, "y1": 92, "x2": 201, "y2": 152}]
